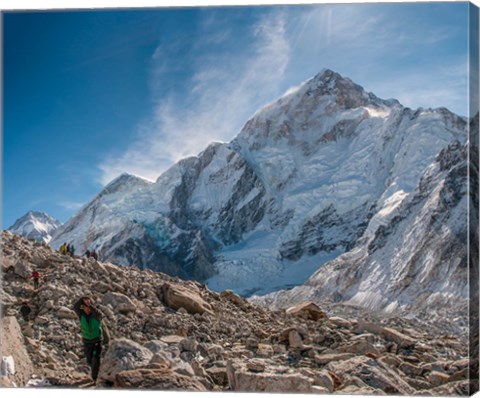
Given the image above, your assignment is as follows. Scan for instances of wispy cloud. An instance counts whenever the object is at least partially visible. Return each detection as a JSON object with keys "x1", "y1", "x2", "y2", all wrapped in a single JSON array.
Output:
[
  {"x1": 375, "y1": 61, "x2": 469, "y2": 115},
  {"x1": 98, "y1": 4, "x2": 469, "y2": 185},
  {"x1": 284, "y1": 4, "x2": 468, "y2": 114},
  {"x1": 58, "y1": 200, "x2": 85, "y2": 211},
  {"x1": 99, "y1": 11, "x2": 290, "y2": 185}
]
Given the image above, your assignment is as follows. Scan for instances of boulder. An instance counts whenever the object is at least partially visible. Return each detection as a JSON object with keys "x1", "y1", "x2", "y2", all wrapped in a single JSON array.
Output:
[
  {"x1": 356, "y1": 322, "x2": 416, "y2": 349},
  {"x1": 148, "y1": 349, "x2": 195, "y2": 378},
  {"x1": 114, "y1": 368, "x2": 207, "y2": 391},
  {"x1": 332, "y1": 340, "x2": 381, "y2": 356},
  {"x1": 227, "y1": 360, "x2": 313, "y2": 392},
  {"x1": 206, "y1": 367, "x2": 229, "y2": 386},
  {"x1": 0, "y1": 317, "x2": 34, "y2": 387},
  {"x1": 220, "y1": 290, "x2": 246, "y2": 308},
  {"x1": 285, "y1": 302, "x2": 326, "y2": 321},
  {"x1": 312, "y1": 370, "x2": 335, "y2": 393},
  {"x1": 100, "y1": 338, "x2": 154, "y2": 382},
  {"x1": 160, "y1": 335, "x2": 185, "y2": 345},
  {"x1": 314, "y1": 353, "x2": 355, "y2": 365},
  {"x1": 56, "y1": 306, "x2": 78, "y2": 319},
  {"x1": 101, "y1": 292, "x2": 137, "y2": 314},
  {"x1": 300, "y1": 368, "x2": 334, "y2": 392},
  {"x1": 206, "y1": 344, "x2": 224, "y2": 358},
  {"x1": 326, "y1": 355, "x2": 416, "y2": 395},
  {"x1": 381, "y1": 327, "x2": 417, "y2": 349},
  {"x1": 162, "y1": 283, "x2": 213, "y2": 315},
  {"x1": 329, "y1": 316, "x2": 352, "y2": 328},
  {"x1": 288, "y1": 330, "x2": 303, "y2": 349},
  {"x1": 149, "y1": 352, "x2": 174, "y2": 369},
  {"x1": 427, "y1": 370, "x2": 451, "y2": 387},
  {"x1": 144, "y1": 340, "x2": 169, "y2": 354},
  {"x1": 257, "y1": 344, "x2": 274, "y2": 358},
  {"x1": 179, "y1": 337, "x2": 198, "y2": 353},
  {"x1": 399, "y1": 361, "x2": 424, "y2": 377},
  {"x1": 247, "y1": 359, "x2": 266, "y2": 373},
  {"x1": 14, "y1": 260, "x2": 32, "y2": 279}
]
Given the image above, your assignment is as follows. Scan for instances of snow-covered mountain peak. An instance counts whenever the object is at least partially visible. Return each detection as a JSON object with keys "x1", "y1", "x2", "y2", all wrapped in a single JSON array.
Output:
[
  {"x1": 50, "y1": 69, "x2": 470, "y2": 309},
  {"x1": 236, "y1": 70, "x2": 401, "y2": 150},
  {"x1": 102, "y1": 172, "x2": 152, "y2": 194},
  {"x1": 8, "y1": 211, "x2": 62, "y2": 243}
]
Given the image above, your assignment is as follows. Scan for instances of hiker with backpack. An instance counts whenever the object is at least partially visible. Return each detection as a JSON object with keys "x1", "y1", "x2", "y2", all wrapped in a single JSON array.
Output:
[
  {"x1": 31, "y1": 269, "x2": 40, "y2": 289},
  {"x1": 73, "y1": 296, "x2": 110, "y2": 383},
  {"x1": 60, "y1": 242, "x2": 68, "y2": 255},
  {"x1": 91, "y1": 250, "x2": 98, "y2": 260},
  {"x1": 19, "y1": 301, "x2": 32, "y2": 322}
]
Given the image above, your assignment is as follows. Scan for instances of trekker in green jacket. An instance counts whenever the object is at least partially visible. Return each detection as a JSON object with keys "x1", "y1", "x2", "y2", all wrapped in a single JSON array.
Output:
[{"x1": 73, "y1": 296, "x2": 110, "y2": 383}]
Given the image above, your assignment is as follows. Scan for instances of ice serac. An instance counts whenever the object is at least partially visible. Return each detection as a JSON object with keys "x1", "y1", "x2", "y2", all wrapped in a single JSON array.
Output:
[
  {"x1": 50, "y1": 69, "x2": 468, "y2": 304},
  {"x1": 8, "y1": 211, "x2": 62, "y2": 243}
]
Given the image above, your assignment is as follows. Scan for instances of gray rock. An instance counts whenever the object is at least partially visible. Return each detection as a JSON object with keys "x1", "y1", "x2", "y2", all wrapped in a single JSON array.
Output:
[
  {"x1": 326, "y1": 355, "x2": 416, "y2": 395},
  {"x1": 206, "y1": 367, "x2": 229, "y2": 386},
  {"x1": 314, "y1": 352, "x2": 355, "y2": 365},
  {"x1": 114, "y1": 368, "x2": 207, "y2": 391},
  {"x1": 426, "y1": 370, "x2": 451, "y2": 387},
  {"x1": 162, "y1": 283, "x2": 213, "y2": 315},
  {"x1": 246, "y1": 359, "x2": 266, "y2": 373},
  {"x1": 100, "y1": 338, "x2": 154, "y2": 382},
  {"x1": 101, "y1": 292, "x2": 137, "y2": 314},
  {"x1": 285, "y1": 302, "x2": 327, "y2": 321},
  {"x1": 179, "y1": 337, "x2": 198, "y2": 353},
  {"x1": 288, "y1": 330, "x2": 303, "y2": 349},
  {"x1": 14, "y1": 260, "x2": 32, "y2": 279},
  {"x1": 257, "y1": 343, "x2": 274, "y2": 358},
  {"x1": 227, "y1": 360, "x2": 314, "y2": 392},
  {"x1": 56, "y1": 307, "x2": 77, "y2": 319}
]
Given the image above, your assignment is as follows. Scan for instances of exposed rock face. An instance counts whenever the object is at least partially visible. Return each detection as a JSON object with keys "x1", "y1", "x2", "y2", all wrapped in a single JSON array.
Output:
[
  {"x1": 1, "y1": 231, "x2": 476, "y2": 394},
  {"x1": 0, "y1": 316, "x2": 35, "y2": 387}
]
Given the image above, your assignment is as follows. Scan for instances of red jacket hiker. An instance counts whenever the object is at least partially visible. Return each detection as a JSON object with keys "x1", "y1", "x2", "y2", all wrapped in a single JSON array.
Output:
[{"x1": 31, "y1": 271, "x2": 40, "y2": 289}]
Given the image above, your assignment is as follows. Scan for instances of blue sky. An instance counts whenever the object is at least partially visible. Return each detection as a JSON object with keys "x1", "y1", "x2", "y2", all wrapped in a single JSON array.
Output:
[{"x1": 2, "y1": 1, "x2": 474, "y2": 229}]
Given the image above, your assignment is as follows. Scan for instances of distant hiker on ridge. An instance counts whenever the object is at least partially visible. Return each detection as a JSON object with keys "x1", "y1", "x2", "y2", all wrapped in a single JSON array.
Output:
[
  {"x1": 73, "y1": 296, "x2": 110, "y2": 383},
  {"x1": 70, "y1": 244, "x2": 75, "y2": 257},
  {"x1": 91, "y1": 250, "x2": 98, "y2": 261},
  {"x1": 84, "y1": 249, "x2": 91, "y2": 258},
  {"x1": 31, "y1": 269, "x2": 40, "y2": 289},
  {"x1": 60, "y1": 242, "x2": 68, "y2": 255}
]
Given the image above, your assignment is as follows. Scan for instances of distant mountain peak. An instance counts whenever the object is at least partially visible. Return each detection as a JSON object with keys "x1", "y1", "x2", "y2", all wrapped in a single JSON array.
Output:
[
  {"x1": 8, "y1": 211, "x2": 62, "y2": 244},
  {"x1": 307, "y1": 69, "x2": 401, "y2": 110},
  {"x1": 101, "y1": 173, "x2": 152, "y2": 195}
]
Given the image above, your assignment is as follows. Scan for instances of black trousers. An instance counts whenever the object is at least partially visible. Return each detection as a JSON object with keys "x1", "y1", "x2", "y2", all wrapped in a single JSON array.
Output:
[{"x1": 83, "y1": 339, "x2": 102, "y2": 380}]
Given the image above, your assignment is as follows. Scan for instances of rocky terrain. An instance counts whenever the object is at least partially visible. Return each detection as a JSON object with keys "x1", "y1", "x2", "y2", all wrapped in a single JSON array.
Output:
[{"x1": 1, "y1": 231, "x2": 476, "y2": 394}]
